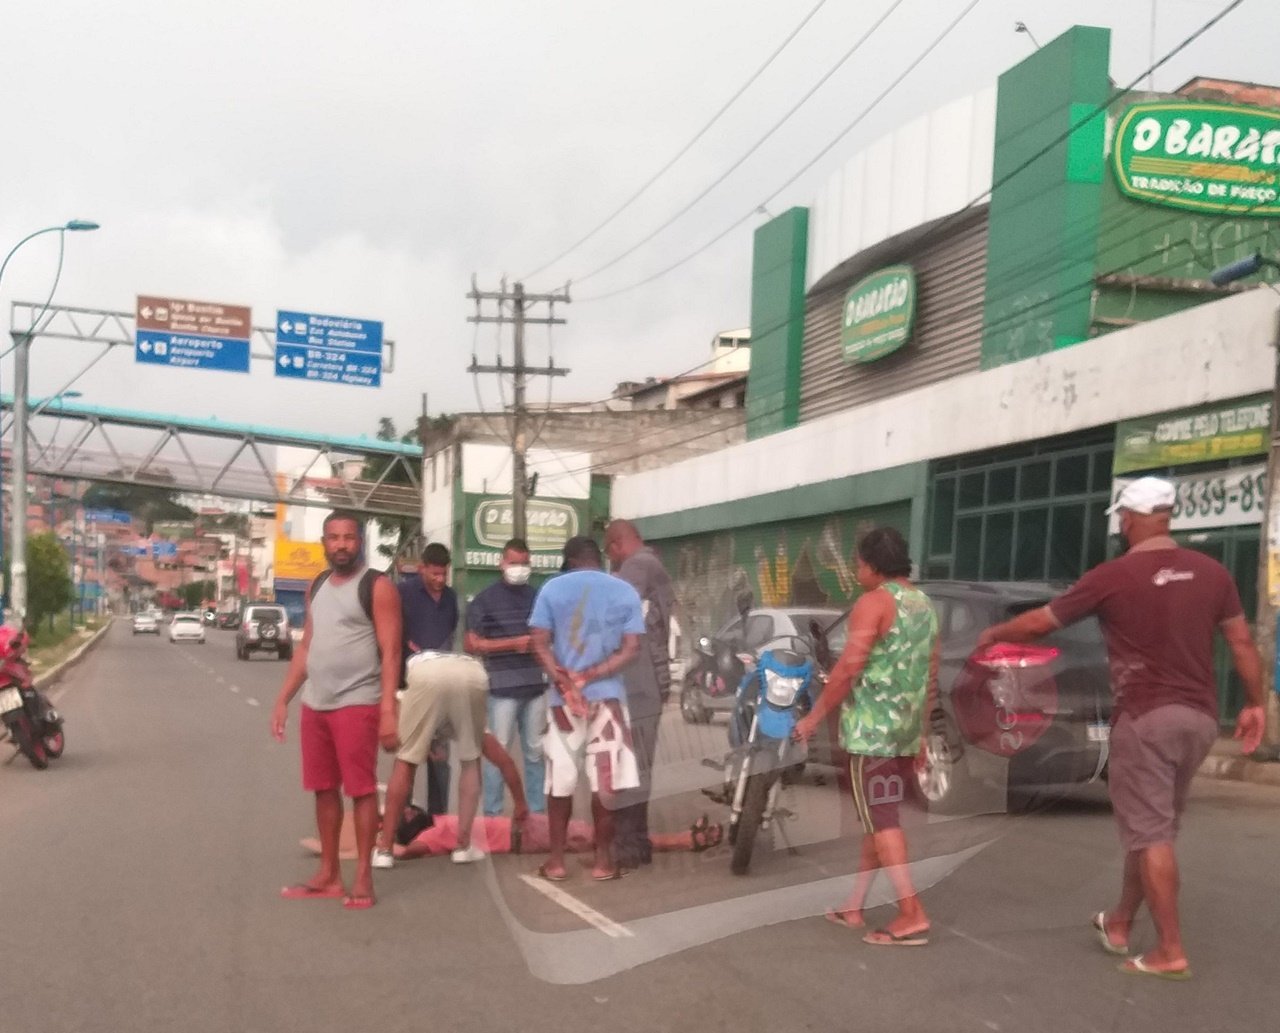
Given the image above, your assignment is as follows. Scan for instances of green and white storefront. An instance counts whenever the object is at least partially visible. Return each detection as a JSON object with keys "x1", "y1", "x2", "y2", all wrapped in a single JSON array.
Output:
[{"x1": 614, "y1": 25, "x2": 1280, "y2": 724}]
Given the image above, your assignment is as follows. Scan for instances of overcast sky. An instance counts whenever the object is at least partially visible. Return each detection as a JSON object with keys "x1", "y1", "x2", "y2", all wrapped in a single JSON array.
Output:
[{"x1": 1, "y1": 0, "x2": 1273, "y2": 443}]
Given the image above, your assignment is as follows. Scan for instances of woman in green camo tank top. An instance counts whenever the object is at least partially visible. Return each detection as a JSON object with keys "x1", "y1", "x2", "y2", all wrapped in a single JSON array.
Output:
[{"x1": 793, "y1": 527, "x2": 940, "y2": 948}]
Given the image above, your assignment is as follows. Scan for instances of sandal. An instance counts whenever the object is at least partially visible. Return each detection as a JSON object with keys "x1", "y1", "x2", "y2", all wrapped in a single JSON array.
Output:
[
  {"x1": 863, "y1": 927, "x2": 930, "y2": 947},
  {"x1": 536, "y1": 863, "x2": 568, "y2": 882},
  {"x1": 1120, "y1": 955, "x2": 1191, "y2": 981},
  {"x1": 280, "y1": 883, "x2": 344, "y2": 900},
  {"x1": 690, "y1": 814, "x2": 724, "y2": 853},
  {"x1": 1092, "y1": 911, "x2": 1129, "y2": 957},
  {"x1": 823, "y1": 909, "x2": 865, "y2": 930}
]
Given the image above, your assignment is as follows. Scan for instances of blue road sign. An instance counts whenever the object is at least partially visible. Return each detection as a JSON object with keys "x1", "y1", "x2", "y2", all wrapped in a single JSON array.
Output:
[
  {"x1": 151, "y1": 541, "x2": 179, "y2": 559},
  {"x1": 85, "y1": 509, "x2": 132, "y2": 525},
  {"x1": 135, "y1": 330, "x2": 251, "y2": 373},
  {"x1": 275, "y1": 310, "x2": 383, "y2": 388}
]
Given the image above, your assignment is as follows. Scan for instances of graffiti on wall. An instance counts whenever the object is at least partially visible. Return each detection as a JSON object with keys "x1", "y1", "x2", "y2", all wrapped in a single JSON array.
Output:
[{"x1": 653, "y1": 503, "x2": 910, "y2": 647}]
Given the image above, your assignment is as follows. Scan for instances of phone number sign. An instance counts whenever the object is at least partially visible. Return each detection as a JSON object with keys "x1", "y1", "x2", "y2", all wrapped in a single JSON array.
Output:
[{"x1": 1109, "y1": 464, "x2": 1267, "y2": 534}]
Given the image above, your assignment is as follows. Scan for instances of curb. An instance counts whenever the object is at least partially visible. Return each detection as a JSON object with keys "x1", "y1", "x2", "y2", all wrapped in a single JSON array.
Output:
[
  {"x1": 1, "y1": 619, "x2": 114, "y2": 748},
  {"x1": 36, "y1": 618, "x2": 115, "y2": 692},
  {"x1": 1196, "y1": 752, "x2": 1280, "y2": 788}
]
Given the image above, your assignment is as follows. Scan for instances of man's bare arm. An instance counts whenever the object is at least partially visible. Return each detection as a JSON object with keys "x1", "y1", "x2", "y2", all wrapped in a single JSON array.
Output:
[
  {"x1": 803, "y1": 591, "x2": 891, "y2": 728},
  {"x1": 482, "y1": 732, "x2": 527, "y2": 817},
  {"x1": 976, "y1": 605, "x2": 1058, "y2": 651},
  {"x1": 372, "y1": 576, "x2": 405, "y2": 750},
  {"x1": 578, "y1": 633, "x2": 642, "y2": 685},
  {"x1": 1222, "y1": 615, "x2": 1267, "y2": 755},
  {"x1": 271, "y1": 604, "x2": 314, "y2": 742},
  {"x1": 464, "y1": 630, "x2": 530, "y2": 656}
]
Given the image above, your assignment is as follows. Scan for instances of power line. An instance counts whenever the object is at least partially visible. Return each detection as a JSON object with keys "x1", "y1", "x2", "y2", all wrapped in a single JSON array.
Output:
[
  {"x1": 568, "y1": 0, "x2": 912, "y2": 289},
  {"x1": 576, "y1": 0, "x2": 1246, "y2": 304},
  {"x1": 577, "y1": 0, "x2": 983, "y2": 302},
  {"x1": 547, "y1": 212, "x2": 1267, "y2": 482},
  {"x1": 521, "y1": 0, "x2": 833, "y2": 283}
]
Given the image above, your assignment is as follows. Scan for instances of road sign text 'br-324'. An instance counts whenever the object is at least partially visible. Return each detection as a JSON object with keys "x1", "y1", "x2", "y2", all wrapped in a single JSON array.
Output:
[{"x1": 275, "y1": 310, "x2": 383, "y2": 388}]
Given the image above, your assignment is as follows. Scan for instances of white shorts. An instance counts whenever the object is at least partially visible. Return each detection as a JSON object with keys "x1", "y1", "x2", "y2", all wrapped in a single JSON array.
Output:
[{"x1": 543, "y1": 699, "x2": 640, "y2": 799}]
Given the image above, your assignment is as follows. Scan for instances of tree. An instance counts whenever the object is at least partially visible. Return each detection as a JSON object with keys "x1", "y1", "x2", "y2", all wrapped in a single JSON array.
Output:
[
  {"x1": 82, "y1": 475, "x2": 195, "y2": 534},
  {"x1": 26, "y1": 532, "x2": 74, "y2": 628},
  {"x1": 179, "y1": 580, "x2": 217, "y2": 610},
  {"x1": 363, "y1": 416, "x2": 439, "y2": 562}
]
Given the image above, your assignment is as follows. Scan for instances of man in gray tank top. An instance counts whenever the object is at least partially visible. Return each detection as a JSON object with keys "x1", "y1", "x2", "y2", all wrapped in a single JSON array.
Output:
[{"x1": 270, "y1": 511, "x2": 403, "y2": 910}]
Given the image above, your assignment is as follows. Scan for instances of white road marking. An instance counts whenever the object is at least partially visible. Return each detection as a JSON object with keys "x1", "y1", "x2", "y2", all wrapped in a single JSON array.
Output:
[
  {"x1": 246, "y1": 698, "x2": 260, "y2": 707},
  {"x1": 230, "y1": 685, "x2": 240, "y2": 693},
  {"x1": 517, "y1": 874, "x2": 635, "y2": 939}
]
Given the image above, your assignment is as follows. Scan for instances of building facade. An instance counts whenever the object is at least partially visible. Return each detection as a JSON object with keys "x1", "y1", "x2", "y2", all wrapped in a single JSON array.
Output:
[{"x1": 614, "y1": 25, "x2": 1280, "y2": 724}]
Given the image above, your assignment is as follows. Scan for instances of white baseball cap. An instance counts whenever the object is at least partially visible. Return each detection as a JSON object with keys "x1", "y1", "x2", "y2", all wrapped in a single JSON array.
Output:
[{"x1": 1107, "y1": 476, "x2": 1177, "y2": 515}]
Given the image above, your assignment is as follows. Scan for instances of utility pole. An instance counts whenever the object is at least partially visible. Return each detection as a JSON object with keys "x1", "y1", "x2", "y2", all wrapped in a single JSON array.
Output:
[{"x1": 467, "y1": 278, "x2": 571, "y2": 540}]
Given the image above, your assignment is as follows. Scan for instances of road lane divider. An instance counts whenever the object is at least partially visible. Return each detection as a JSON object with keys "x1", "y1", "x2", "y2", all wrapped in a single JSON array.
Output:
[{"x1": 517, "y1": 874, "x2": 635, "y2": 940}]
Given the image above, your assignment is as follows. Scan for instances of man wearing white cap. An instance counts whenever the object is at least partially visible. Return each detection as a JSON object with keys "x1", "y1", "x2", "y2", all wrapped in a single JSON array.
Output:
[{"x1": 978, "y1": 475, "x2": 1266, "y2": 981}]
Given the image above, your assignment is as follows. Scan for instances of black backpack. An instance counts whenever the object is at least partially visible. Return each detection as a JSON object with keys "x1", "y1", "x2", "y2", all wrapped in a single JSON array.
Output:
[{"x1": 308, "y1": 568, "x2": 383, "y2": 622}]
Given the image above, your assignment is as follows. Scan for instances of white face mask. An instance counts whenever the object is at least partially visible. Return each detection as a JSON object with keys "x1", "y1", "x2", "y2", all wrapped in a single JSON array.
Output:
[{"x1": 503, "y1": 564, "x2": 532, "y2": 586}]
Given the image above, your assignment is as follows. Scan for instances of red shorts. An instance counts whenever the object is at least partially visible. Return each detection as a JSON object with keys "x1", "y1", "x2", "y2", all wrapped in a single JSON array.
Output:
[
  {"x1": 850, "y1": 754, "x2": 912, "y2": 832},
  {"x1": 300, "y1": 704, "x2": 380, "y2": 799}
]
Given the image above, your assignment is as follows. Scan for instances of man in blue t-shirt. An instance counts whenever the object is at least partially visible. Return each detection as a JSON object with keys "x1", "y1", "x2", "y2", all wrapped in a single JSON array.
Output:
[
  {"x1": 529, "y1": 536, "x2": 645, "y2": 882},
  {"x1": 464, "y1": 538, "x2": 547, "y2": 818}
]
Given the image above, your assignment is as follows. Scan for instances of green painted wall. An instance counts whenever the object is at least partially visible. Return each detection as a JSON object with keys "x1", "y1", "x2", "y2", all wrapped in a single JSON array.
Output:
[
  {"x1": 982, "y1": 26, "x2": 1111, "y2": 369},
  {"x1": 651, "y1": 500, "x2": 912, "y2": 644},
  {"x1": 745, "y1": 208, "x2": 809, "y2": 438},
  {"x1": 633, "y1": 461, "x2": 927, "y2": 550},
  {"x1": 1092, "y1": 127, "x2": 1280, "y2": 332}
]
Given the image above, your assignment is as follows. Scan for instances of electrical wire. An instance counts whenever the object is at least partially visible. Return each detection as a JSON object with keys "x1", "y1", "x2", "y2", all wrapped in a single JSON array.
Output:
[
  {"x1": 576, "y1": 0, "x2": 1246, "y2": 303},
  {"x1": 521, "y1": 0, "x2": 833, "y2": 282},
  {"x1": 544, "y1": 206, "x2": 1272, "y2": 482},
  {"x1": 568, "y1": 0, "x2": 911, "y2": 288},
  {"x1": 578, "y1": 0, "x2": 982, "y2": 301}
]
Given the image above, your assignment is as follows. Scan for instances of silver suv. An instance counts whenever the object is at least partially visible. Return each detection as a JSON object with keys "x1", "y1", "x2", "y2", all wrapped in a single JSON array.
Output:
[{"x1": 235, "y1": 605, "x2": 293, "y2": 661}]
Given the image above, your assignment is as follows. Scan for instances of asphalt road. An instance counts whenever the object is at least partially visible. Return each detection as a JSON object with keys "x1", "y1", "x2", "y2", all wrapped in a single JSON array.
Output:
[{"x1": 2, "y1": 620, "x2": 1278, "y2": 1032}]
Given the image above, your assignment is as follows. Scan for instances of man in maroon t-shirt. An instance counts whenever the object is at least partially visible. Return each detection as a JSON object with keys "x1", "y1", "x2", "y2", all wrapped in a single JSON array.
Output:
[{"x1": 978, "y1": 476, "x2": 1266, "y2": 981}]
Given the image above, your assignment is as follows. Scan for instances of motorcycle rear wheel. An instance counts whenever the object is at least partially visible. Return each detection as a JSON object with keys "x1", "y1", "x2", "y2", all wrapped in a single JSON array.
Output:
[
  {"x1": 730, "y1": 770, "x2": 773, "y2": 876},
  {"x1": 10, "y1": 716, "x2": 49, "y2": 770},
  {"x1": 42, "y1": 726, "x2": 65, "y2": 759}
]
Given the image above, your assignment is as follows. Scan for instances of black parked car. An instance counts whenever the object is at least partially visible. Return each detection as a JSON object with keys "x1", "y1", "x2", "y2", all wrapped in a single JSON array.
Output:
[{"x1": 808, "y1": 580, "x2": 1112, "y2": 814}]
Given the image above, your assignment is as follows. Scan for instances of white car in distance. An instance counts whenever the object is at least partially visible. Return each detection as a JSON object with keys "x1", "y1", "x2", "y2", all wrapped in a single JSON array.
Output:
[
  {"x1": 168, "y1": 612, "x2": 206, "y2": 645},
  {"x1": 132, "y1": 612, "x2": 161, "y2": 635}
]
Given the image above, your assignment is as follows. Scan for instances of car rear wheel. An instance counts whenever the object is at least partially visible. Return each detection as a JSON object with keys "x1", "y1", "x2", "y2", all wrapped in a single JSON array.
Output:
[{"x1": 913, "y1": 717, "x2": 984, "y2": 816}]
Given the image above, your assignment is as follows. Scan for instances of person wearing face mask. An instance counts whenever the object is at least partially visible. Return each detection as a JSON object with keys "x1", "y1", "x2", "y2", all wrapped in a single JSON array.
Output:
[{"x1": 465, "y1": 538, "x2": 548, "y2": 819}]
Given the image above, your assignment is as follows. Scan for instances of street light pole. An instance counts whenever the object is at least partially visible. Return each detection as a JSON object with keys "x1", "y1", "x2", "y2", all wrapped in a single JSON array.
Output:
[
  {"x1": 1211, "y1": 252, "x2": 1280, "y2": 752},
  {"x1": 0, "y1": 219, "x2": 99, "y2": 624},
  {"x1": 10, "y1": 329, "x2": 31, "y2": 623}
]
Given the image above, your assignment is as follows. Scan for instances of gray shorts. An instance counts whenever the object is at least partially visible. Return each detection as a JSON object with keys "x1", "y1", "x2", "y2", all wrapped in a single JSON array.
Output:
[{"x1": 1108, "y1": 704, "x2": 1217, "y2": 852}]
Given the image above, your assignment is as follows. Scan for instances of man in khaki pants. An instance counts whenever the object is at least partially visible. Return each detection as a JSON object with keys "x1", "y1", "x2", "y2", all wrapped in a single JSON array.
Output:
[{"x1": 373, "y1": 651, "x2": 490, "y2": 866}]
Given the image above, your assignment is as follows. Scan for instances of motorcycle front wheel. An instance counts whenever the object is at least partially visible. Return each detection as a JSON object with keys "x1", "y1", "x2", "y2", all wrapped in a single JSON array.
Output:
[{"x1": 730, "y1": 770, "x2": 774, "y2": 876}]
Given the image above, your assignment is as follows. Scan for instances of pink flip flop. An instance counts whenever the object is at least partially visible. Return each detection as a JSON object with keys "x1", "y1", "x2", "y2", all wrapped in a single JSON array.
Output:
[
  {"x1": 280, "y1": 883, "x2": 345, "y2": 901},
  {"x1": 342, "y1": 894, "x2": 376, "y2": 911}
]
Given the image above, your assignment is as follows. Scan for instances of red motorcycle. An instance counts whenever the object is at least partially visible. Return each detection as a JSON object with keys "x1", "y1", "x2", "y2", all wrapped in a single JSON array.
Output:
[{"x1": 0, "y1": 626, "x2": 65, "y2": 770}]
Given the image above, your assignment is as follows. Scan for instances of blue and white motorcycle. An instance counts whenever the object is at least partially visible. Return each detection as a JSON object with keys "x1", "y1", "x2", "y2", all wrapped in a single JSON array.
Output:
[{"x1": 723, "y1": 636, "x2": 818, "y2": 876}]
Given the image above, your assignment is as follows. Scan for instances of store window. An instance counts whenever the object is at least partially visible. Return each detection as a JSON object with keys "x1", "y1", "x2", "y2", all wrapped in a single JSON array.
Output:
[{"x1": 924, "y1": 429, "x2": 1114, "y2": 584}]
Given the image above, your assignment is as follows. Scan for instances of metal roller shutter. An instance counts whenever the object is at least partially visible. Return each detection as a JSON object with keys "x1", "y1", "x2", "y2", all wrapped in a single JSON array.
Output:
[{"x1": 800, "y1": 210, "x2": 989, "y2": 422}]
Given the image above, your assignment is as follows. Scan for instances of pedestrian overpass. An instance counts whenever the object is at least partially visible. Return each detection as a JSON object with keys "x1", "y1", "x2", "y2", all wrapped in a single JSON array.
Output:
[{"x1": 0, "y1": 395, "x2": 424, "y2": 520}]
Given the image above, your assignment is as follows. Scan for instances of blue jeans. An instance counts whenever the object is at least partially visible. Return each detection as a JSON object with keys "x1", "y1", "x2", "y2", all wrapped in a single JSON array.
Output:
[{"x1": 483, "y1": 693, "x2": 547, "y2": 817}]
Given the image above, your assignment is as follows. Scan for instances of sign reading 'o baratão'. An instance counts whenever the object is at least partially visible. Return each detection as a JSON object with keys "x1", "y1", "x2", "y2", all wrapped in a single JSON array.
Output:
[
  {"x1": 1113, "y1": 101, "x2": 1280, "y2": 216},
  {"x1": 840, "y1": 265, "x2": 917, "y2": 363}
]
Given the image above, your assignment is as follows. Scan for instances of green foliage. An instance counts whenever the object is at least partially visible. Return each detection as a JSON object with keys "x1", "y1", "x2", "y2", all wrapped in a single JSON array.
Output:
[
  {"x1": 26, "y1": 532, "x2": 74, "y2": 628},
  {"x1": 82, "y1": 479, "x2": 195, "y2": 534},
  {"x1": 179, "y1": 579, "x2": 217, "y2": 610},
  {"x1": 363, "y1": 416, "x2": 434, "y2": 561}
]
